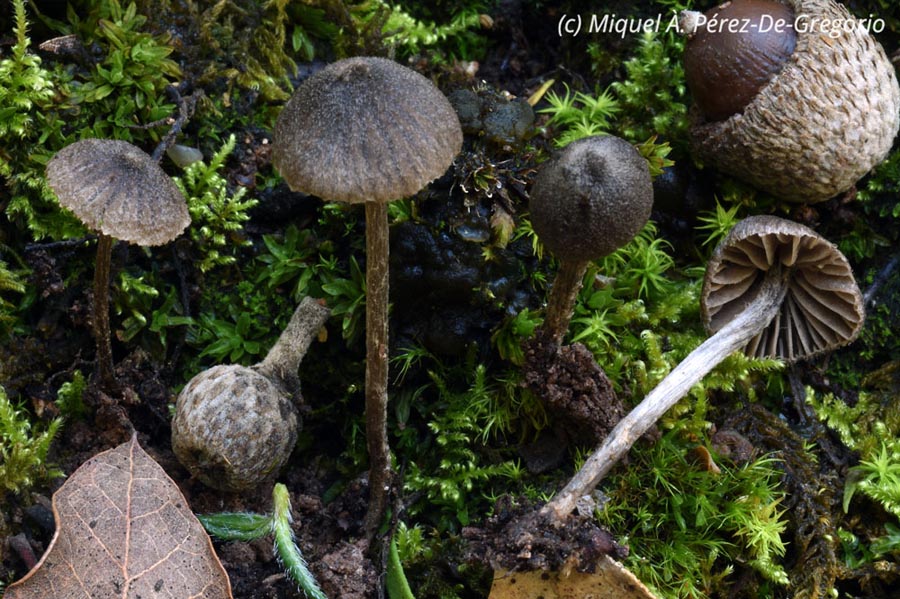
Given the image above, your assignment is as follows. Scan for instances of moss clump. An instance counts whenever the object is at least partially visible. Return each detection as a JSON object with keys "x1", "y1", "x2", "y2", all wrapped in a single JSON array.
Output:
[{"x1": 0, "y1": 385, "x2": 63, "y2": 496}]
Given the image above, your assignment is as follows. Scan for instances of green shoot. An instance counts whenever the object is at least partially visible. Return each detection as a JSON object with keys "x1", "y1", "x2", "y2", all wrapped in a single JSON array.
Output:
[
  {"x1": 386, "y1": 536, "x2": 416, "y2": 599},
  {"x1": 198, "y1": 483, "x2": 328, "y2": 599}
]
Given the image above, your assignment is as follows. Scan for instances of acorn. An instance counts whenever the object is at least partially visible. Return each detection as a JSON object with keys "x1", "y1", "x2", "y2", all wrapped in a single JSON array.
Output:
[
  {"x1": 171, "y1": 297, "x2": 330, "y2": 492},
  {"x1": 682, "y1": 0, "x2": 900, "y2": 203}
]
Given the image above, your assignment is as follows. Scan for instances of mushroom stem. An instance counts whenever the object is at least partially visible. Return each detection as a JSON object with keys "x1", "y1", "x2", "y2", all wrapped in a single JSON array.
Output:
[
  {"x1": 541, "y1": 259, "x2": 590, "y2": 346},
  {"x1": 541, "y1": 266, "x2": 790, "y2": 523},
  {"x1": 255, "y1": 297, "x2": 331, "y2": 391},
  {"x1": 363, "y1": 200, "x2": 392, "y2": 539},
  {"x1": 93, "y1": 233, "x2": 115, "y2": 387}
]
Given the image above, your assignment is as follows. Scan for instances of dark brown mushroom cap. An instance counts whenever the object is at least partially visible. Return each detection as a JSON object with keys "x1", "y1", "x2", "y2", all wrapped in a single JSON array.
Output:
[
  {"x1": 272, "y1": 56, "x2": 463, "y2": 204},
  {"x1": 46, "y1": 139, "x2": 190, "y2": 246},
  {"x1": 701, "y1": 215, "x2": 864, "y2": 362},
  {"x1": 529, "y1": 135, "x2": 653, "y2": 263}
]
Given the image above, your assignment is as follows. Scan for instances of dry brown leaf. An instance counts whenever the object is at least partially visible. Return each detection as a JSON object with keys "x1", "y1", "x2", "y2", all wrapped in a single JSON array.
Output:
[
  {"x1": 489, "y1": 555, "x2": 659, "y2": 599},
  {"x1": 6, "y1": 433, "x2": 232, "y2": 599}
]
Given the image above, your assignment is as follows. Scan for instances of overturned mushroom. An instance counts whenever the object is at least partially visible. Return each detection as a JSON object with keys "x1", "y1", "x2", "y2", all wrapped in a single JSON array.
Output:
[
  {"x1": 172, "y1": 297, "x2": 330, "y2": 492},
  {"x1": 272, "y1": 56, "x2": 463, "y2": 535},
  {"x1": 542, "y1": 215, "x2": 864, "y2": 521},
  {"x1": 46, "y1": 139, "x2": 190, "y2": 387}
]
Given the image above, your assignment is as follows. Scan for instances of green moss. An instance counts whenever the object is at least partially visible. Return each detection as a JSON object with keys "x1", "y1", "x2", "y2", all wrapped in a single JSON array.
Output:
[
  {"x1": 599, "y1": 429, "x2": 789, "y2": 598},
  {"x1": 0, "y1": 385, "x2": 63, "y2": 495},
  {"x1": 175, "y1": 134, "x2": 259, "y2": 273},
  {"x1": 611, "y1": 30, "x2": 690, "y2": 146}
]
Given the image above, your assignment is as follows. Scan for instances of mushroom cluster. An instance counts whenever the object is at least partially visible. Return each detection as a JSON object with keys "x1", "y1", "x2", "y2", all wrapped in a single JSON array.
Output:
[
  {"x1": 273, "y1": 56, "x2": 463, "y2": 534},
  {"x1": 682, "y1": 0, "x2": 900, "y2": 202}
]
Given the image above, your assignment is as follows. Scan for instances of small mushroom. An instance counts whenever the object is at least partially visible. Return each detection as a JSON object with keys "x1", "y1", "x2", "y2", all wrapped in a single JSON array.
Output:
[
  {"x1": 682, "y1": 0, "x2": 900, "y2": 202},
  {"x1": 46, "y1": 139, "x2": 190, "y2": 387},
  {"x1": 529, "y1": 135, "x2": 653, "y2": 344},
  {"x1": 171, "y1": 297, "x2": 330, "y2": 492},
  {"x1": 272, "y1": 56, "x2": 463, "y2": 534},
  {"x1": 542, "y1": 215, "x2": 864, "y2": 522}
]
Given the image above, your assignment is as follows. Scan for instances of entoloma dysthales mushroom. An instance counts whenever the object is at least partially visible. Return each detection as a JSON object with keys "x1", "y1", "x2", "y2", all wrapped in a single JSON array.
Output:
[
  {"x1": 46, "y1": 139, "x2": 190, "y2": 387},
  {"x1": 272, "y1": 56, "x2": 463, "y2": 535},
  {"x1": 682, "y1": 0, "x2": 900, "y2": 203},
  {"x1": 542, "y1": 215, "x2": 864, "y2": 521},
  {"x1": 172, "y1": 297, "x2": 330, "y2": 492},
  {"x1": 529, "y1": 135, "x2": 653, "y2": 345}
]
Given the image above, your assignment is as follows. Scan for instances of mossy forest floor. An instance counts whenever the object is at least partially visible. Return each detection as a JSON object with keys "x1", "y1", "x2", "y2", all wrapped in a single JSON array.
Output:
[{"x1": 2, "y1": 1, "x2": 900, "y2": 598}]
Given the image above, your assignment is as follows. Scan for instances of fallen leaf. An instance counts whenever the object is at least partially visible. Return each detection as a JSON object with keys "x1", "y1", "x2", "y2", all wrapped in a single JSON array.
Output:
[
  {"x1": 6, "y1": 433, "x2": 232, "y2": 598},
  {"x1": 489, "y1": 555, "x2": 659, "y2": 599}
]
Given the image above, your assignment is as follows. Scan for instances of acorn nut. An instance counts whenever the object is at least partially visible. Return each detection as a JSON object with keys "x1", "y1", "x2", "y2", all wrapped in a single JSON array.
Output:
[
  {"x1": 682, "y1": 0, "x2": 900, "y2": 203},
  {"x1": 171, "y1": 297, "x2": 330, "y2": 492}
]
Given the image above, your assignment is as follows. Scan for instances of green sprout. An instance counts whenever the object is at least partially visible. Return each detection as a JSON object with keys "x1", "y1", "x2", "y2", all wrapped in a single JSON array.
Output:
[{"x1": 198, "y1": 483, "x2": 327, "y2": 599}]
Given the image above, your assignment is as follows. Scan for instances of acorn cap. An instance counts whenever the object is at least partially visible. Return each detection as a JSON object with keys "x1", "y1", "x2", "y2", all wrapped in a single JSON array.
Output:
[
  {"x1": 46, "y1": 139, "x2": 190, "y2": 246},
  {"x1": 272, "y1": 56, "x2": 463, "y2": 204},
  {"x1": 688, "y1": 0, "x2": 900, "y2": 203},
  {"x1": 529, "y1": 135, "x2": 653, "y2": 263},
  {"x1": 701, "y1": 215, "x2": 864, "y2": 362}
]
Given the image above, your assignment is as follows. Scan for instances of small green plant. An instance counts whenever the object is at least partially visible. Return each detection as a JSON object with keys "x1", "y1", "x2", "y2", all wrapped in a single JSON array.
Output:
[
  {"x1": 175, "y1": 134, "x2": 259, "y2": 273},
  {"x1": 0, "y1": 385, "x2": 63, "y2": 494},
  {"x1": 599, "y1": 429, "x2": 789, "y2": 598},
  {"x1": 56, "y1": 370, "x2": 88, "y2": 419},
  {"x1": 490, "y1": 307, "x2": 540, "y2": 366},
  {"x1": 398, "y1": 364, "x2": 525, "y2": 530},
  {"x1": 0, "y1": 0, "x2": 80, "y2": 239},
  {"x1": 538, "y1": 84, "x2": 619, "y2": 147},
  {"x1": 611, "y1": 30, "x2": 690, "y2": 144},
  {"x1": 845, "y1": 438, "x2": 900, "y2": 519},
  {"x1": 696, "y1": 201, "x2": 743, "y2": 249},
  {"x1": 67, "y1": 0, "x2": 181, "y2": 137},
  {"x1": 193, "y1": 303, "x2": 268, "y2": 364},
  {"x1": 199, "y1": 483, "x2": 327, "y2": 599},
  {"x1": 0, "y1": 249, "x2": 27, "y2": 337},
  {"x1": 344, "y1": 0, "x2": 487, "y2": 60},
  {"x1": 320, "y1": 256, "x2": 367, "y2": 344}
]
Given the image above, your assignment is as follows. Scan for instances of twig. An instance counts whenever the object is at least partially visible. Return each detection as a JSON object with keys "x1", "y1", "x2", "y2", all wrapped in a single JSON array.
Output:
[
  {"x1": 862, "y1": 253, "x2": 899, "y2": 307},
  {"x1": 149, "y1": 85, "x2": 204, "y2": 163}
]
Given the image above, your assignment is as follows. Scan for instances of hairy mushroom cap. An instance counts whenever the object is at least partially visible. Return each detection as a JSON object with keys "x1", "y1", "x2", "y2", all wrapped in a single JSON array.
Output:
[
  {"x1": 688, "y1": 0, "x2": 900, "y2": 203},
  {"x1": 529, "y1": 135, "x2": 653, "y2": 263},
  {"x1": 701, "y1": 215, "x2": 864, "y2": 362},
  {"x1": 46, "y1": 139, "x2": 190, "y2": 246},
  {"x1": 272, "y1": 56, "x2": 463, "y2": 204}
]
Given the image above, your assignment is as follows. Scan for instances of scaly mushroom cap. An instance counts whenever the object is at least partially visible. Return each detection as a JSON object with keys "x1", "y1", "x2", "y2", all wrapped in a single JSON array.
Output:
[
  {"x1": 272, "y1": 56, "x2": 463, "y2": 204},
  {"x1": 688, "y1": 0, "x2": 900, "y2": 203},
  {"x1": 702, "y1": 215, "x2": 864, "y2": 362},
  {"x1": 529, "y1": 135, "x2": 653, "y2": 263},
  {"x1": 46, "y1": 139, "x2": 190, "y2": 245}
]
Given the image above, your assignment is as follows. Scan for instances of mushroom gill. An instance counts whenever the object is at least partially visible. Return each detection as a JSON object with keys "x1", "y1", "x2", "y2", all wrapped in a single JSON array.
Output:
[{"x1": 702, "y1": 216, "x2": 864, "y2": 362}]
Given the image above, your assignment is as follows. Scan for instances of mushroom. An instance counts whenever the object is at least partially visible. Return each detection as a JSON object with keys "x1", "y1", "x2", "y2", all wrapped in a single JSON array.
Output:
[
  {"x1": 541, "y1": 215, "x2": 864, "y2": 521},
  {"x1": 172, "y1": 297, "x2": 330, "y2": 491},
  {"x1": 529, "y1": 135, "x2": 653, "y2": 345},
  {"x1": 272, "y1": 56, "x2": 463, "y2": 534},
  {"x1": 45, "y1": 139, "x2": 190, "y2": 387},
  {"x1": 682, "y1": 0, "x2": 900, "y2": 203}
]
